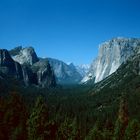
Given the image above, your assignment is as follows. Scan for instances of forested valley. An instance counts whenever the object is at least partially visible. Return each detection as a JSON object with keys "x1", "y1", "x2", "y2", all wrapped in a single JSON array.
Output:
[{"x1": 1, "y1": 79, "x2": 140, "y2": 140}]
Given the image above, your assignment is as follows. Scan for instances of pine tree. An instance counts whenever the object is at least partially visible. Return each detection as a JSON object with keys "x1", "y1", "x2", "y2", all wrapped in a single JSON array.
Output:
[
  {"x1": 103, "y1": 119, "x2": 113, "y2": 140},
  {"x1": 4, "y1": 92, "x2": 28, "y2": 140},
  {"x1": 57, "y1": 117, "x2": 79, "y2": 140},
  {"x1": 103, "y1": 129, "x2": 113, "y2": 140},
  {"x1": 86, "y1": 121, "x2": 103, "y2": 140},
  {"x1": 27, "y1": 95, "x2": 49, "y2": 140},
  {"x1": 114, "y1": 97, "x2": 129, "y2": 140},
  {"x1": 114, "y1": 119, "x2": 124, "y2": 140},
  {"x1": 124, "y1": 119, "x2": 140, "y2": 140},
  {"x1": 0, "y1": 96, "x2": 8, "y2": 139},
  {"x1": 69, "y1": 117, "x2": 80, "y2": 140}
]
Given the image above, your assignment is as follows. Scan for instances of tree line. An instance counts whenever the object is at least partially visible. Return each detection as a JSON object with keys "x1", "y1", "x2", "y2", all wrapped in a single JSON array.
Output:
[{"x1": 0, "y1": 91, "x2": 140, "y2": 140}]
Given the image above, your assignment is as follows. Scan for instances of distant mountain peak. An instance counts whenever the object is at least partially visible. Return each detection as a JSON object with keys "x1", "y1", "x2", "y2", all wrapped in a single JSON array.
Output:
[
  {"x1": 47, "y1": 58, "x2": 82, "y2": 84},
  {"x1": 10, "y1": 47, "x2": 84, "y2": 85},
  {"x1": 76, "y1": 64, "x2": 90, "y2": 77},
  {"x1": 82, "y1": 37, "x2": 140, "y2": 84},
  {"x1": 0, "y1": 49, "x2": 24, "y2": 80},
  {"x1": 11, "y1": 46, "x2": 39, "y2": 65},
  {"x1": 1, "y1": 48, "x2": 56, "y2": 88}
]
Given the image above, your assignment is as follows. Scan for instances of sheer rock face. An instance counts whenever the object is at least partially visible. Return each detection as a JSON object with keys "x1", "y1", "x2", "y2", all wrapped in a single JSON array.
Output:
[
  {"x1": 93, "y1": 53, "x2": 140, "y2": 92},
  {"x1": 32, "y1": 59, "x2": 56, "y2": 87},
  {"x1": 75, "y1": 64, "x2": 90, "y2": 77},
  {"x1": 12, "y1": 47, "x2": 39, "y2": 65},
  {"x1": 10, "y1": 47, "x2": 83, "y2": 84},
  {"x1": 0, "y1": 49, "x2": 23, "y2": 80},
  {"x1": 47, "y1": 58, "x2": 82, "y2": 84},
  {"x1": 0, "y1": 49, "x2": 56, "y2": 88},
  {"x1": 82, "y1": 38, "x2": 140, "y2": 83}
]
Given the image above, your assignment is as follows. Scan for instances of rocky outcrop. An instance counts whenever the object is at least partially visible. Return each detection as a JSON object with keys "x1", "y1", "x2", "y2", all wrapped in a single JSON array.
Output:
[
  {"x1": 0, "y1": 49, "x2": 56, "y2": 88},
  {"x1": 12, "y1": 47, "x2": 39, "y2": 65},
  {"x1": 9, "y1": 46, "x2": 22, "y2": 56},
  {"x1": 32, "y1": 59, "x2": 56, "y2": 87},
  {"x1": 47, "y1": 58, "x2": 82, "y2": 84},
  {"x1": 82, "y1": 37, "x2": 140, "y2": 83},
  {"x1": 0, "y1": 49, "x2": 23, "y2": 80},
  {"x1": 10, "y1": 47, "x2": 84, "y2": 84},
  {"x1": 75, "y1": 64, "x2": 90, "y2": 77},
  {"x1": 92, "y1": 53, "x2": 140, "y2": 93}
]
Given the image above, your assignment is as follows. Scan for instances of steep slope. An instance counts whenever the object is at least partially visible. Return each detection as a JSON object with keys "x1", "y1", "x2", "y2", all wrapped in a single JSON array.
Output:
[
  {"x1": 91, "y1": 52, "x2": 140, "y2": 94},
  {"x1": 10, "y1": 47, "x2": 83, "y2": 84},
  {"x1": 11, "y1": 46, "x2": 39, "y2": 65},
  {"x1": 0, "y1": 49, "x2": 56, "y2": 88},
  {"x1": 47, "y1": 58, "x2": 82, "y2": 84},
  {"x1": 82, "y1": 37, "x2": 140, "y2": 83},
  {"x1": 75, "y1": 64, "x2": 90, "y2": 77},
  {"x1": 9, "y1": 46, "x2": 22, "y2": 56},
  {"x1": 31, "y1": 59, "x2": 56, "y2": 87},
  {"x1": 0, "y1": 49, "x2": 24, "y2": 80}
]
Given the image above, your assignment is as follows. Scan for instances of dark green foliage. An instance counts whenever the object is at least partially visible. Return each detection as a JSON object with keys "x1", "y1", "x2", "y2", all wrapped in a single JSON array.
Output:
[
  {"x1": 118, "y1": 98, "x2": 129, "y2": 126},
  {"x1": 27, "y1": 95, "x2": 49, "y2": 140},
  {"x1": 124, "y1": 119, "x2": 140, "y2": 140},
  {"x1": 114, "y1": 119, "x2": 125, "y2": 140},
  {"x1": 0, "y1": 83, "x2": 140, "y2": 140},
  {"x1": 0, "y1": 92, "x2": 28, "y2": 140},
  {"x1": 0, "y1": 96, "x2": 8, "y2": 139},
  {"x1": 57, "y1": 117, "x2": 79, "y2": 140},
  {"x1": 102, "y1": 129, "x2": 113, "y2": 140},
  {"x1": 0, "y1": 53, "x2": 140, "y2": 140},
  {"x1": 86, "y1": 122, "x2": 103, "y2": 140},
  {"x1": 114, "y1": 98, "x2": 129, "y2": 140}
]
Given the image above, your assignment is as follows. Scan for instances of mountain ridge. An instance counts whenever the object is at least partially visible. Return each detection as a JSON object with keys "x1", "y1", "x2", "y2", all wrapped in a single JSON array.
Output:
[
  {"x1": 10, "y1": 47, "x2": 84, "y2": 84},
  {"x1": 0, "y1": 49, "x2": 56, "y2": 88},
  {"x1": 82, "y1": 37, "x2": 140, "y2": 84},
  {"x1": 3, "y1": 37, "x2": 140, "y2": 86}
]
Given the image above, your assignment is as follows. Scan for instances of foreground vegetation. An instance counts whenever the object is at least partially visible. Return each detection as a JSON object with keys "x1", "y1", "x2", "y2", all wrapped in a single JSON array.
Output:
[{"x1": 0, "y1": 81, "x2": 140, "y2": 140}]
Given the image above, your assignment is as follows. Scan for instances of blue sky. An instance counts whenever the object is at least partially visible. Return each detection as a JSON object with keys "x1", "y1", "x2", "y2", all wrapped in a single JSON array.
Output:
[{"x1": 0, "y1": 0, "x2": 140, "y2": 65}]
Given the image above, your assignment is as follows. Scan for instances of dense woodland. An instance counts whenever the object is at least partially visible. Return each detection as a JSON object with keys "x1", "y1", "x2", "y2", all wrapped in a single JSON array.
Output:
[{"x1": 0, "y1": 74, "x2": 140, "y2": 140}]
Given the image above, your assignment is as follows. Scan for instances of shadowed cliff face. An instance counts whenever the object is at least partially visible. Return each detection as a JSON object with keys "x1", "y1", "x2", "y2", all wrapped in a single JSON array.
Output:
[
  {"x1": 0, "y1": 49, "x2": 56, "y2": 88},
  {"x1": 82, "y1": 38, "x2": 140, "y2": 83},
  {"x1": 31, "y1": 59, "x2": 56, "y2": 87},
  {"x1": 10, "y1": 47, "x2": 83, "y2": 84},
  {"x1": 0, "y1": 49, "x2": 23, "y2": 80}
]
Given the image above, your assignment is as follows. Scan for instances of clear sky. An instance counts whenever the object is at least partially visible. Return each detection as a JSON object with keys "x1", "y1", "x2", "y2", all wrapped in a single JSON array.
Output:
[{"x1": 0, "y1": 0, "x2": 140, "y2": 65}]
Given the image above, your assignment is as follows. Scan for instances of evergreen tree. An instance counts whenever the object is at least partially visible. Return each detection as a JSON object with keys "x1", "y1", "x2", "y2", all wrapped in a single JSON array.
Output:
[
  {"x1": 0, "y1": 97, "x2": 8, "y2": 139},
  {"x1": 57, "y1": 117, "x2": 79, "y2": 140},
  {"x1": 4, "y1": 92, "x2": 28, "y2": 140},
  {"x1": 69, "y1": 117, "x2": 80, "y2": 140},
  {"x1": 114, "y1": 97, "x2": 129, "y2": 140},
  {"x1": 103, "y1": 129, "x2": 113, "y2": 140},
  {"x1": 124, "y1": 119, "x2": 140, "y2": 140},
  {"x1": 85, "y1": 121, "x2": 103, "y2": 140},
  {"x1": 27, "y1": 95, "x2": 49, "y2": 140},
  {"x1": 114, "y1": 119, "x2": 124, "y2": 140},
  {"x1": 47, "y1": 120, "x2": 58, "y2": 140},
  {"x1": 103, "y1": 119, "x2": 113, "y2": 140}
]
